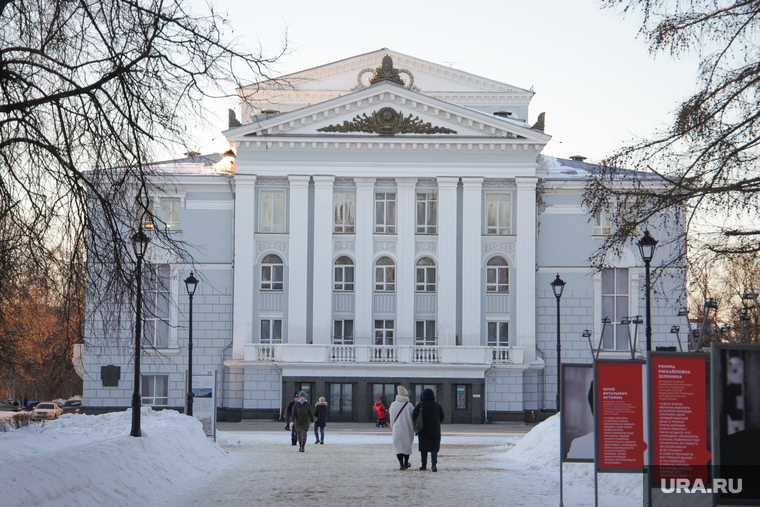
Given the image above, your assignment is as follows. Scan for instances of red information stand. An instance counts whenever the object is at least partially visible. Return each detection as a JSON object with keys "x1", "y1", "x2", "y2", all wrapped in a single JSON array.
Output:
[{"x1": 595, "y1": 360, "x2": 648, "y2": 472}]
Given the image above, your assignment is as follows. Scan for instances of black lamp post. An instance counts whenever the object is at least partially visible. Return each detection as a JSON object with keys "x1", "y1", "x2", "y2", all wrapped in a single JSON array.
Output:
[
  {"x1": 550, "y1": 274, "x2": 566, "y2": 413},
  {"x1": 130, "y1": 229, "x2": 150, "y2": 437},
  {"x1": 184, "y1": 272, "x2": 199, "y2": 417},
  {"x1": 637, "y1": 230, "x2": 658, "y2": 353}
]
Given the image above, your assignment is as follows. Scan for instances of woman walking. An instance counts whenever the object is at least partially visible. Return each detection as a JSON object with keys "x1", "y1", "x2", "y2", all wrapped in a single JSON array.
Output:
[
  {"x1": 313, "y1": 396, "x2": 328, "y2": 444},
  {"x1": 285, "y1": 393, "x2": 298, "y2": 445},
  {"x1": 412, "y1": 388, "x2": 445, "y2": 472},
  {"x1": 291, "y1": 391, "x2": 314, "y2": 452},
  {"x1": 389, "y1": 385, "x2": 414, "y2": 470}
]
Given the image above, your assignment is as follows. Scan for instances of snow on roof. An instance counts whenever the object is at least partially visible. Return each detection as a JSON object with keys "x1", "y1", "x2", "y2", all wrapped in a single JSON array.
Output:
[
  {"x1": 149, "y1": 152, "x2": 235, "y2": 175},
  {"x1": 537, "y1": 155, "x2": 658, "y2": 181}
]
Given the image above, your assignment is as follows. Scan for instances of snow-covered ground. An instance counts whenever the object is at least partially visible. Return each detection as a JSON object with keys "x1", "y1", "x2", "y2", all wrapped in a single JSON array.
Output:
[{"x1": 0, "y1": 411, "x2": 642, "y2": 507}]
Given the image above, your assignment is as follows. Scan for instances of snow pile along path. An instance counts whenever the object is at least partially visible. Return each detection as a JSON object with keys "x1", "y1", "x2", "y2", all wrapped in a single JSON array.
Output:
[{"x1": 0, "y1": 408, "x2": 230, "y2": 507}]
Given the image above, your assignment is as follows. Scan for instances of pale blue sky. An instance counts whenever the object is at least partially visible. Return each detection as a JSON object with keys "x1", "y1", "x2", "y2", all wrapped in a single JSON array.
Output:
[{"x1": 189, "y1": 0, "x2": 700, "y2": 162}]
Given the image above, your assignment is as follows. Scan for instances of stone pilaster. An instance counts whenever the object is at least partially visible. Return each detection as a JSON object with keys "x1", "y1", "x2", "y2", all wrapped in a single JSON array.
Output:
[
  {"x1": 312, "y1": 176, "x2": 335, "y2": 344},
  {"x1": 436, "y1": 177, "x2": 459, "y2": 347},
  {"x1": 515, "y1": 177, "x2": 538, "y2": 363},
  {"x1": 396, "y1": 178, "x2": 417, "y2": 339},
  {"x1": 354, "y1": 177, "x2": 376, "y2": 341},
  {"x1": 232, "y1": 176, "x2": 256, "y2": 360},
  {"x1": 287, "y1": 176, "x2": 310, "y2": 344},
  {"x1": 461, "y1": 177, "x2": 484, "y2": 346}
]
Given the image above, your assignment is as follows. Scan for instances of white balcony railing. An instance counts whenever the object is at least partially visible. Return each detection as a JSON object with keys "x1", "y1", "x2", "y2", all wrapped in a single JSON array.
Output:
[
  {"x1": 329, "y1": 345, "x2": 356, "y2": 362},
  {"x1": 413, "y1": 346, "x2": 440, "y2": 363},
  {"x1": 490, "y1": 346, "x2": 510, "y2": 364},
  {"x1": 369, "y1": 345, "x2": 398, "y2": 362},
  {"x1": 256, "y1": 344, "x2": 278, "y2": 361}
]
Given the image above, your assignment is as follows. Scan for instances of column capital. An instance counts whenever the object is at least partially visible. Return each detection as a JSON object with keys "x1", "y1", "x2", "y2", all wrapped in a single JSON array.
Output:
[
  {"x1": 234, "y1": 175, "x2": 257, "y2": 187},
  {"x1": 313, "y1": 175, "x2": 335, "y2": 187},
  {"x1": 354, "y1": 177, "x2": 376, "y2": 188},
  {"x1": 462, "y1": 177, "x2": 484, "y2": 188},
  {"x1": 436, "y1": 177, "x2": 459, "y2": 188},
  {"x1": 396, "y1": 177, "x2": 417, "y2": 189},
  {"x1": 515, "y1": 176, "x2": 539, "y2": 188},
  {"x1": 288, "y1": 175, "x2": 311, "y2": 186}
]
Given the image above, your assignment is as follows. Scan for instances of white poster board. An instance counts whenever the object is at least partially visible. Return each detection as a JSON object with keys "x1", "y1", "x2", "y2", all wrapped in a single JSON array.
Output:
[{"x1": 190, "y1": 370, "x2": 217, "y2": 441}]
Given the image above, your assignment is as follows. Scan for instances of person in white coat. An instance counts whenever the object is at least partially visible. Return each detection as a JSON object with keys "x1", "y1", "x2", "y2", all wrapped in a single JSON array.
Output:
[{"x1": 389, "y1": 385, "x2": 414, "y2": 470}]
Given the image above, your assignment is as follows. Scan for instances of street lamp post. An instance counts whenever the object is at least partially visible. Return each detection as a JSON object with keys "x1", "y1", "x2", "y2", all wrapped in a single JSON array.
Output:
[
  {"x1": 550, "y1": 274, "x2": 566, "y2": 412},
  {"x1": 637, "y1": 230, "x2": 658, "y2": 353},
  {"x1": 130, "y1": 229, "x2": 150, "y2": 437},
  {"x1": 184, "y1": 272, "x2": 199, "y2": 417}
]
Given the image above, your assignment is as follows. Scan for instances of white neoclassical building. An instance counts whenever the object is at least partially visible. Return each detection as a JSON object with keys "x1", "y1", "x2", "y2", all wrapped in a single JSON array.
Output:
[{"x1": 82, "y1": 49, "x2": 683, "y2": 423}]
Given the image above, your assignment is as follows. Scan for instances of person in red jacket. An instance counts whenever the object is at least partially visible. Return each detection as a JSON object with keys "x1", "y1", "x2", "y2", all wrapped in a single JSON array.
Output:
[{"x1": 374, "y1": 397, "x2": 387, "y2": 427}]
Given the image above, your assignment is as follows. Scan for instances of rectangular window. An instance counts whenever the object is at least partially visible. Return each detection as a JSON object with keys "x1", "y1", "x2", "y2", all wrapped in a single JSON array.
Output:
[
  {"x1": 260, "y1": 191, "x2": 285, "y2": 233},
  {"x1": 416, "y1": 193, "x2": 437, "y2": 234},
  {"x1": 374, "y1": 319, "x2": 394, "y2": 345},
  {"x1": 456, "y1": 385, "x2": 467, "y2": 410},
  {"x1": 594, "y1": 209, "x2": 611, "y2": 235},
  {"x1": 334, "y1": 262, "x2": 354, "y2": 291},
  {"x1": 372, "y1": 383, "x2": 396, "y2": 409},
  {"x1": 375, "y1": 192, "x2": 397, "y2": 233},
  {"x1": 141, "y1": 200, "x2": 154, "y2": 230},
  {"x1": 374, "y1": 263, "x2": 395, "y2": 292},
  {"x1": 260, "y1": 319, "x2": 283, "y2": 344},
  {"x1": 161, "y1": 199, "x2": 181, "y2": 230},
  {"x1": 142, "y1": 375, "x2": 168, "y2": 406},
  {"x1": 415, "y1": 320, "x2": 437, "y2": 346},
  {"x1": 602, "y1": 268, "x2": 630, "y2": 350},
  {"x1": 416, "y1": 262, "x2": 436, "y2": 292},
  {"x1": 143, "y1": 264, "x2": 170, "y2": 348},
  {"x1": 333, "y1": 320, "x2": 354, "y2": 345},
  {"x1": 486, "y1": 194, "x2": 511, "y2": 235},
  {"x1": 487, "y1": 321, "x2": 509, "y2": 346},
  {"x1": 334, "y1": 191, "x2": 355, "y2": 233}
]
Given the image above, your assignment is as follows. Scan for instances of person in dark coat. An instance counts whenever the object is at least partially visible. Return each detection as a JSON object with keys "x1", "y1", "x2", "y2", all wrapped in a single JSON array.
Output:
[
  {"x1": 285, "y1": 393, "x2": 298, "y2": 444},
  {"x1": 291, "y1": 391, "x2": 314, "y2": 452},
  {"x1": 313, "y1": 396, "x2": 328, "y2": 444},
  {"x1": 412, "y1": 388, "x2": 445, "y2": 472}
]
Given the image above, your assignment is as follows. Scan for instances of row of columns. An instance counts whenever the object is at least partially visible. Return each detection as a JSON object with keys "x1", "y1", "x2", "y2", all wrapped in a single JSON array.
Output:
[{"x1": 231, "y1": 175, "x2": 537, "y2": 361}]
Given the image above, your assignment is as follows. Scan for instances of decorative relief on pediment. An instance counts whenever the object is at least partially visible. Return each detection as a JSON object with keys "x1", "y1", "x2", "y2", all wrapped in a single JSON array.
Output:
[
  {"x1": 481, "y1": 240, "x2": 515, "y2": 261},
  {"x1": 415, "y1": 241, "x2": 437, "y2": 254},
  {"x1": 317, "y1": 107, "x2": 457, "y2": 136},
  {"x1": 351, "y1": 55, "x2": 420, "y2": 91},
  {"x1": 483, "y1": 179, "x2": 516, "y2": 189},
  {"x1": 334, "y1": 240, "x2": 356, "y2": 252},
  {"x1": 256, "y1": 240, "x2": 289, "y2": 262},
  {"x1": 257, "y1": 177, "x2": 289, "y2": 187},
  {"x1": 374, "y1": 240, "x2": 397, "y2": 254},
  {"x1": 416, "y1": 178, "x2": 437, "y2": 188},
  {"x1": 334, "y1": 177, "x2": 355, "y2": 187},
  {"x1": 375, "y1": 179, "x2": 396, "y2": 188}
]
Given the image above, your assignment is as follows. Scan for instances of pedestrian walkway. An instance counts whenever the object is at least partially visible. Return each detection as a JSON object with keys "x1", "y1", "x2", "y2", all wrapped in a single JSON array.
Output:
[{"x1": 217, "y1": 420, "x2": 534, "y2": 434}]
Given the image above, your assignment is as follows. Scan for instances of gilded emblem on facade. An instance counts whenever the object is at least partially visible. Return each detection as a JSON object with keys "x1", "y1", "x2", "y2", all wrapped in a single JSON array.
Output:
[{"x1": 317, "y1": 107, "x2": 457, "y2": 136}]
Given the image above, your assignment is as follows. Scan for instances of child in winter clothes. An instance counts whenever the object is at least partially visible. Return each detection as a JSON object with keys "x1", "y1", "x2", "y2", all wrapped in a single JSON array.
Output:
[{"x1": 374, "y1": 398, "x2": 387, "y2": 427}]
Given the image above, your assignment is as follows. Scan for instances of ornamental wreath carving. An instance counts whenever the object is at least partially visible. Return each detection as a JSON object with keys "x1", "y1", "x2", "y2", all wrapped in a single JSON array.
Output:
[{"x1": 317, "y1": 107, "x2": 457, "y2": 136}]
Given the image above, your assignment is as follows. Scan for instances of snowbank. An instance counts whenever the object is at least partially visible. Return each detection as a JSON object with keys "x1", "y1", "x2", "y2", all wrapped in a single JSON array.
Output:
[
  {"x1": 494, "y1": 414, "x2": 643, "y2": 498},
  {"x1": 0, "y1": 408, "x2": 230, "y2": 507}
]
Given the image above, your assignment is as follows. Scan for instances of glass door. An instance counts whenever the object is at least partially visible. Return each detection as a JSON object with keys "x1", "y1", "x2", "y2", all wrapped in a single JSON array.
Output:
[{"x1": 329, "y1": 383, "x2": 353, "y2": 422}]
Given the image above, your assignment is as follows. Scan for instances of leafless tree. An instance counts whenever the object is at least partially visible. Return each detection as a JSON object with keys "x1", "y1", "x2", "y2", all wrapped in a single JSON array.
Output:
[{"x1": 0, "y1": 0, "x2": 285, "y2": 375}]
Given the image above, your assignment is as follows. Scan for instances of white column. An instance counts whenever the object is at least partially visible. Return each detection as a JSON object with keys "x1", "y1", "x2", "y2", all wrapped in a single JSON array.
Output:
[
  {"x1": 461, "y1": 177, "x2": 483, "y2": 346},
  {"x1": 312, "y1": 176, "x2": 335, "y2": 345},
  {"x1": 354, "y1": 177, "x2": 376, "y2": 341},
  {"x1": 436, "y1": 177, "x2": 459, "y2": 347},
  {"x1": 287, "y1": 176, "x2": 310, "y2": 344},
  {"x1": 232, "y1": 176, "x2": 256, "y2": 360},
  {"x1": 396, "y1": 178, "x2": 416, "y2": 340},
  {"x1": 515, "y1": 177, "x2": 538, "y2": 363}
]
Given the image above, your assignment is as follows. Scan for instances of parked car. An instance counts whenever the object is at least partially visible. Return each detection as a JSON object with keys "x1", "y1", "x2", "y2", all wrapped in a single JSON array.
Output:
[
  {"x1": 61, "y1": 400, "x2": 84, "y2": 414},
  {"x1": 22, "y1": 401, "x2": 40, "y2": 411},
  {"x1": 0, "y1": 400, "x2": 20, "y2": 412},
  {"x1": 31, "y1": 402, "x2": 63, "y2": 421}
]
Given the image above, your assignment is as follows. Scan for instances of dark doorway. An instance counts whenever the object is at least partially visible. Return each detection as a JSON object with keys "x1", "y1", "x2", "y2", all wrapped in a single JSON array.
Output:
[
  {"x1": 371, "y1": 383, "x2": 395, "y2": 420},
  {"x1": 329, "y1": 383, "x2": 353, "y2": 422},
  {"x1": 412, "y1": 384, "x2": 438, "y2": 404},
  {"x1": 297, "y1": 381, "x2": 315, "y2": 404}
]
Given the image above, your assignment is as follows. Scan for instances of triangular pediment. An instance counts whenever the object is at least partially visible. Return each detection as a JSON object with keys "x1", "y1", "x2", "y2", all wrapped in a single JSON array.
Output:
[{"x1": 226, "y1": 82, "x2": 549, "y2": 144}]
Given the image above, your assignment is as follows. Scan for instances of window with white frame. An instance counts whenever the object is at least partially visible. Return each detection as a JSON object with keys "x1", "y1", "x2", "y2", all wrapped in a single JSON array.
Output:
[
  {"x1": 375, "y1": 256, "x2": 395, "y2": 292},
  {"x1": 375, "y1": 192, "x2": 396, "y2": 233},
  {"x1": 143, "y1": 264, "x2": 170, "y2": 348},
  {"x1": 261, "y1": 254, "x2": 284, "y2": 290},
  {"x1": 140, "y1": 200, "x2": 155, "y2": 230},
  {"x1": 334, "y1": 191, "x2": 355, "y2": 233},
  {"x1": 260, "y1": 319, "x2": 283, "y2": 344},
  {"x1": 416, "y1": 257, "x2": 436, "y2": 292},
  {"x1": 602, "y1": 268, "x2": 630, "y2": 350},
  {"x1": 161, "y1": 198, "x2": 181, "y2": 230},
  {"x1": 593, "y1": 209, "x2": 611, "y2": 235},
  {"x1": 374, "y1": 319, "x2": 394, "y2": 345},
  {"x1": 487, "y1": 321, "x2": 509, "y2": 346},
  {"x1": 486, "y1": 256, "x2": 509, "y2": 293},
  {"x1": 416, "y1": 193, "x2": 437, "y2": 234},
  {"x1": 334, "y1": 256, "x2": 354, "y2": 291},
  {"x1": 415, "y1": 320, "x2": 437, "y2": 346},
  {"x1": 260, "y1": 191, "x2": 285, "y2": 233},
  {"x1": 486, "y1": 194, "x2": 511, "y2": 235},
  {"x1": 142, "y1": 375, "x2": 168, "y2": 406},
  {"x1": 333, "y1": 320, "x2": 354, "y2": 345}
]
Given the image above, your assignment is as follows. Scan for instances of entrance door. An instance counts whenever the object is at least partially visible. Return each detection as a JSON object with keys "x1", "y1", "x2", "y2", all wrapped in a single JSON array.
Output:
[
  {"x1": 412, "y1": 384, "x2": 438, "y2": 405},
  {"x1": 329, "y1": 383, "x2": 353, "y2": 422},
  {"x1": 297, "y1": 381, "x2": 315, "y2": 403}
]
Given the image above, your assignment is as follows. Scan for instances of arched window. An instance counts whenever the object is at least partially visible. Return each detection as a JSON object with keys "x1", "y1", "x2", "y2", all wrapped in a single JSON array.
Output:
[
  {"x1": 374, "y1": 256, "x2": 395, "y2": 292},
  {"x1": 261, "y1": 254, "x2": 283, "y2": 290},
  {"x1": 334, "y1": 256, "x2": 354, "y2": 291},
  {"x1": 486, "y1": 256, "x2": 509, "y2": 293},
  {"x1": 416, "y1": 257, "x2": 436, "y2": 292}
]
